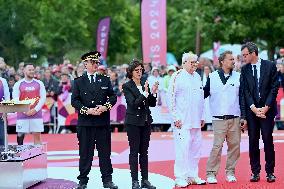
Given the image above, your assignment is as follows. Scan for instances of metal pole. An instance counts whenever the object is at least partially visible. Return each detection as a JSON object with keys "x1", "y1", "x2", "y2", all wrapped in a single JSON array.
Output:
[
  {"x1": 54, "y1": 102, "x2": 57, "y2": 134},
  {"x1": 3, "y1": 113, "x2": 8, "y2": 152}
]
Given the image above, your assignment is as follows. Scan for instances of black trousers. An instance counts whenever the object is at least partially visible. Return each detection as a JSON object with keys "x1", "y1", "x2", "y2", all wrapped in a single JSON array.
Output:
[
  {"x1": 77, "y1": 126, "x2": 113, "y2": 184},
  {"x1": 247, "y1": 112, "x2": 275, "y2": 174},
  {"x1": 126, "y1": 123, "x2": 151, "y2": 181}
]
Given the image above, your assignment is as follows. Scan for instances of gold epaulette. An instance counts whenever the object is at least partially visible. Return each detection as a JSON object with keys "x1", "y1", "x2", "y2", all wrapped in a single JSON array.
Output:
[
  {"x1": 79, "y1": 106, "x2": 89, "y2": 115},
  {"x1": 104, "y1": 102, "x2": 112, "y2": 110}
]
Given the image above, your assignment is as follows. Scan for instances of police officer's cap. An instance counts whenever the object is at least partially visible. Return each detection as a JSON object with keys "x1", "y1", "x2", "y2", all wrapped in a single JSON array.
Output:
[{"x1": 81, "y1": 51, "x2": 101, "y2": 62}]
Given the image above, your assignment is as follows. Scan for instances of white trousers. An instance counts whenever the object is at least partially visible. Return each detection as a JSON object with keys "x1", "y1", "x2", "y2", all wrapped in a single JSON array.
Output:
[{"x1": 173, "y1": 128, "x2": 202, "y2": 180}]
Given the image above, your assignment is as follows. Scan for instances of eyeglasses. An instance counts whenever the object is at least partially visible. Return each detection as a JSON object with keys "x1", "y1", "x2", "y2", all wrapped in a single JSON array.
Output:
[
  {"x1": 225, "y1": 58, "x2": 235, "y2": 61},
  {"x1": 134, "y1": 68, "x2": 143, "y2": 73},
  {"x1": 242, "y1": 52, "x2": 252, "y2": 57},
  {"x1": 185, "y1": 60, "x2": 199, "y2": 64}
]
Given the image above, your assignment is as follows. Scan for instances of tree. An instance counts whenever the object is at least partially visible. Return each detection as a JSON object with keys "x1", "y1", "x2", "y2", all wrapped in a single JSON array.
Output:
[
  {"x1": 0, "y1": 0, "x2": 38, "y2": 66},
  {"x1": 1, "y1": 0, "x2": 283, "y2": 66},
  {"x1": 86, "y1": 0, "x2": 140, "y2": 65},
  {"x1": 202, "y1": 0, "x2": 284, "y2": 60}
]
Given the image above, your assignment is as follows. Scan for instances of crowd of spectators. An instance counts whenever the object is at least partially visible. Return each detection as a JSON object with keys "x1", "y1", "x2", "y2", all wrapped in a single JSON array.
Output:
[{"x1": 1, "y1": 49, "x2": 284, "y2": 132}]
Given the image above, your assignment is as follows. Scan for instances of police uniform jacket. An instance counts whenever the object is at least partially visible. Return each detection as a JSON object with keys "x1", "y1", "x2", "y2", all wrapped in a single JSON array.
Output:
[{"x1": 71, "y1": 73, "x2": 117, "y2": 126}]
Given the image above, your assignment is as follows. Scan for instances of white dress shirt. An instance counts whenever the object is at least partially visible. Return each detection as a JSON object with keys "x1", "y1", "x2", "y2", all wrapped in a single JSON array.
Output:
[
  {"x1": 251, "y1": 58, "x2": 261, "y2": 81},
  {"x1": 86, "y1": 72, "x2": 96, "y2": 83},
  {"x1": 136, "y1": 85, "x2": 148, "y2": 97}
]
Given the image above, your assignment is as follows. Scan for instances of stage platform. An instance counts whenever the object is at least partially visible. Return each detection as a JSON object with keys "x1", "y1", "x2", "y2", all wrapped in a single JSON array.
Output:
[{"x1": 6, "y1": 130, "x2": 284, "y2": 189}]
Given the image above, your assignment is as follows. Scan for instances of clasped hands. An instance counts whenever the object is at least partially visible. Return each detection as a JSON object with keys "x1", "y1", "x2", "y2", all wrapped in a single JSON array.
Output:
[
  {"x1": 87, "y1": 105, "x2": 107, "y2": 116},
  {"x1": 251, "y1": 105, "x2": 269, "y2": 119},
  {"x1": 174, "y1": 120, "x2": 205, "y2": 129}
]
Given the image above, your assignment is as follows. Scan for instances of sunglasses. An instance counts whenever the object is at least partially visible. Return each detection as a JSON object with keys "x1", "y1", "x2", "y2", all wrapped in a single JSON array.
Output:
[{"x1": 134, "y1": 68, "x2": 143, "y2": 73}]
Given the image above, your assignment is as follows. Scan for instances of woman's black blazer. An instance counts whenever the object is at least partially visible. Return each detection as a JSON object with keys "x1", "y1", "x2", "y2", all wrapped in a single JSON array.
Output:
[{"x1": 122, "y1": 79, "x2": 157, "y2": 126}]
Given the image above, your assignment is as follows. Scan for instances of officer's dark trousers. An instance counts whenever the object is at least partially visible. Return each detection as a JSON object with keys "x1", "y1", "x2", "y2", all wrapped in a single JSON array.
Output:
[
  {"x1": 126, "y1": 122, "x2": 151, "y2": 181},
  {"x1": 77, "y1": 126, "x2": 113, "y2": 184}
]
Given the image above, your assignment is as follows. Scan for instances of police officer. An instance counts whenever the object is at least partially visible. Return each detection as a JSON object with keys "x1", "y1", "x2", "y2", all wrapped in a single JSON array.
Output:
[{"x1": 71, "y1": 51, "x2": 118, "y2": 189}]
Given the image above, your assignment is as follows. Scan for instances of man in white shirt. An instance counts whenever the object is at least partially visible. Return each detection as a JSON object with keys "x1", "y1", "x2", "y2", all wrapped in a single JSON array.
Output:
[
  {"x1": 168, "y1": 52, "x2": 206, "y2": 187},
  {"x1": 203, "y1": 51, "x2": 242, "y2": 184}
]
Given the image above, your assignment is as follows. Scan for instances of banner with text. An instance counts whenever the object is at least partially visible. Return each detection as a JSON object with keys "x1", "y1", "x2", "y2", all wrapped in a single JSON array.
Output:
[
  {"x1": 213, "y1": 41, "x2": 221, "y2": 65},
  {"x1": 141, "y1": 0, "x2": 167, "y2": 67},
  {"x1": 96, "y1": 17, "x2": 111, "y2": 60}
]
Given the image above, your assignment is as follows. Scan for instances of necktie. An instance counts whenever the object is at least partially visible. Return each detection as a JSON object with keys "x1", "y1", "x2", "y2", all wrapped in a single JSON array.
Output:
[
  {"x1": 90, "y1": 74, "x2": 95, "y2": 83},
  {"x1": 253, "y1": 65, "x2": 259, "y2": 100}
]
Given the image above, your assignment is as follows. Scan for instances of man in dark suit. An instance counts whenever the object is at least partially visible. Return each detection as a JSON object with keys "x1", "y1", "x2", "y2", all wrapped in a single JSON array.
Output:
[
  {"x1": 240, "y1": 42, "x2": 278, "y2": 183},
  {"x1": 71, "y1": 51, "x2": 118, "y2": 189}
]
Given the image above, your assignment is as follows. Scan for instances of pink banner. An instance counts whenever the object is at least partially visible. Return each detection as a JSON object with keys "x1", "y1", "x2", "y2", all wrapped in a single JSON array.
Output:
[
  {"x1": 96, "y1": 17, "x2": 111, "y2": 60},
  {"x1": 213, "y1": 41, "x2": 221, "y2": 65},
  {"x1": 141, "y1": 0, "x2": 167, "y2": 67}
]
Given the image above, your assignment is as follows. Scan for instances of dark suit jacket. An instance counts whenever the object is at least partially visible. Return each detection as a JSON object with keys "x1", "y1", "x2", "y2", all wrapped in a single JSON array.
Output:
[
  {"x1": 240, "y1": 59, "x2": 278, "y2": 119},
  {"x1": 42, "y1": 77, "x2": 60, "y2": 100},
  {"x1": 71, "y1": 73, "x2": 117, "y2": 126},
  {"x1": 122, "y1": 80, "x2": 157, "y2": 126}
]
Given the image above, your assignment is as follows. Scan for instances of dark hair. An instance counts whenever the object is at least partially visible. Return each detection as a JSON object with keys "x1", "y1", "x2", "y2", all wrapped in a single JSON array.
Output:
[
  {"x1": 241, "y1": 42, "x2": 258, "y2": 56},
  {"x1": 126, "y1": 59, "x2": 144, "y2": 79},
  {"x1": 24, "y1": 63, "x2": 34, "y2": 68},
  {"x1": 8, "y1": 75, "x2": 15, "y2": 81},
  {"x1": 218, "y1": 50, "x2": 233, "y2": 66}
]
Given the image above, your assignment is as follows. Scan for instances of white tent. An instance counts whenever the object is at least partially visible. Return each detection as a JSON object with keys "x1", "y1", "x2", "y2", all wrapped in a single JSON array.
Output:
[{"x1": 200, "y1": 44, "x2": 268, "y2": 60}]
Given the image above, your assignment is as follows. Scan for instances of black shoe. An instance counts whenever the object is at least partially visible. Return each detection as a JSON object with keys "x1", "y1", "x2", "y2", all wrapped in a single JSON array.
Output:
[
  {"x1": 132, "y1": 180, "x2": 141, "y2": 189},
  {"x1": 76, "y1": 183, "x2": 87, "y2": 189},
  {"x1": 250, "y1": 174, "x2": 260, "y2": 182},
  {"x1": 103, "y1": 181, "x2": 118, "y2": 189},
  {"x1": 141, "y1": 179, "x2": 156, "y2": 189},
  {"x1": 266, "y1": 173, "x2": 276, "y2": 183}
]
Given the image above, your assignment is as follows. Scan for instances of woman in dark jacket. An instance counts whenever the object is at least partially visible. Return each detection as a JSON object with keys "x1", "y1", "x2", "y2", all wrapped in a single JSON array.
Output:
[{"x1": 122, "y1": 59, "x2": 158, "y2": 189}]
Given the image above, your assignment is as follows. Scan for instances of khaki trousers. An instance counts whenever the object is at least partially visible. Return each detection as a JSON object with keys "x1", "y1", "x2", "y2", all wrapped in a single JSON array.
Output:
[{"x1": 206, "y1": 117, "x2": 241, "y2": 177}]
